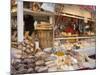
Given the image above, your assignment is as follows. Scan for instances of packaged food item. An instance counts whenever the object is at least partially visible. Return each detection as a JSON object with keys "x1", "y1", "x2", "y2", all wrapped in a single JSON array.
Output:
[
  {"x1": 22, "y1": 47, "x2": 26, "y2": 51},
  {"x1": 60, "y1": 65, "x2": 68, "y2": 70},
  {"x1": 47, "y1": 63, "x2": 57, "y2": 68},
  {"x1": 35, "y1": 60, "x2": 45, "y2": 66},
  {"x1": 32, "y1": 3, "x2": 40, "y2": 11},
  {"x1": 27, "y1": 68, "x2": 34, "y2": 73},
  {"x1": 45, "y1": 61, "x2": 55, "y2": 65},
  {"x1": 45, "y1": 56, "x2": 57, "y2": 61},
  {"x1": 67, "y1": 66, "x2": 74, "y2": 70},
  {"x1": 14, "y1": 54, "x2": 22, "y2": 59},
  {"x1": 18, "y1": 44, "x2": 23, "y2": 50},
  {"x1": 48, "y1": 67, "x2": 57, "y2": 72},
  {"x1": 35, "y1": 51, "x2": 46, "y2": 58},
  {"x1": 43, "y1": 48, "x2": 52, "y2": 53},
  {"x1": 64, "y1": 55, "x2": 72, "y2": 66},
  {"x1": 71, "y1": 57, "x2": 78, "y2": 64},
  {"x1": 37, "y1": 66, "x2": 48, "y2": 72},
  {"x1": 35, "y1": 66, "x2": 40, "y2": 71},
  {"x1": 55, "y1": 51, "x2": 65, "y2": 56}
]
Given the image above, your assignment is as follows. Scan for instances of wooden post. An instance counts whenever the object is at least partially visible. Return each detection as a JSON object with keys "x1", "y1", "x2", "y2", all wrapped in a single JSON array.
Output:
[
  {"x1": 17, "y1": 0, "x2": 24, "y2": 42},
  {"x1": 49, "y1": 16, "x2": 53, "y2": 24}
]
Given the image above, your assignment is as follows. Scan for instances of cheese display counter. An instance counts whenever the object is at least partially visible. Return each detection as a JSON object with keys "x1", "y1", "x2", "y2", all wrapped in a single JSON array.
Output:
[{"x1": 11, "y1": 38, "x2": 95, "y2": 74}]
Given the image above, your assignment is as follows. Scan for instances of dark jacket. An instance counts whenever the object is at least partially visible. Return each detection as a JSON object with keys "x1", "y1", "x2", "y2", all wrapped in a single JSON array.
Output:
[{"x1": 24, "y1": 15, "x2": 35, "y2": 35}]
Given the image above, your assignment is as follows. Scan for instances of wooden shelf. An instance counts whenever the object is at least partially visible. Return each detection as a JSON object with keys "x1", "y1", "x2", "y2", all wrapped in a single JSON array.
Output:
[
  {"x1": 11, "y1": 8, "x2": 55, "y2": 16},
  {"x1": 11, "y1": 8, "x2": 95, "y2": 22},
  {"x1": 54, "y1": 36, "x2": 95, "y2": 40},
  {"x1": 35, "y1": 28, "x2": 53, "y2": 30}
]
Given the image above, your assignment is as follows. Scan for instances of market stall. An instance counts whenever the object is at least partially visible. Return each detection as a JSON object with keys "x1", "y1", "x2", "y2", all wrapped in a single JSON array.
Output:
[{"x1": 11, "y1": 0, "x2": 96, "y2": 74}]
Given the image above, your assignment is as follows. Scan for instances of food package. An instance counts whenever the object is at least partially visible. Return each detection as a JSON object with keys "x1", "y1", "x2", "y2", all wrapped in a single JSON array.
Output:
[
  {"x1": 61, "y1": 32, "x2": 67, "y2": 36},
  {"x1": 82, "y1": 58, "x2": 96, "y2": 68},
  {"x1": 11, "y1": 59, "x2": 21, "y2": 65},
  {"x1": 76, "y1": 53, "x2": 86, "y2": 63},
  {"x1": 37, "y1": 66, "x2": 48, "y2": 72},
  {"x1": 48, "y1": 67, "x2": 57, "y2": 72},
  {"x1": 45, "y1": 56, "x2": 57, "y2": 61},
  {"x1": 23, "y1": 59, "x2": 33, "y2": 63},
  {"x1": 35, "y1": 60, "x2": 45, "y2": 66},
  {"x1": 35, "y1": 66, "x2": 40, "y2": 71},
  {"x1": 25, "y1": 49, "x2": 31, "y2": 54},
  {"x1": 22, "y1": 47, "x2": 26, "y2": 51},
  {"x1": 35, "y1": 51, "x2": 49, "y2": 59},
  {"x1": 35, "y1": 51, "x2": 45, "y2": 56},
  {"x1": 28, "y1": 64, "x2": 35, "y2": 68},
  {"x1": 67, "y1": 66, "x2": 74, "y2": 70},
  {"x1": 17, "y1": 67, "x2": 28, "y2": 74},
  {"x1": 72, "y1": 64, "x2": 79, "y2": 70},
  {"x1": 60, "y1": 65, "x2": 75, "y2": 71},
  {"x1": 45, "y1": 61, "x2": 55, "y2": 65},
  {"x1": 41, "y1": 3, "x2": 55, "y2": 12},
  {"x1": 32, "y1": 3, "x2": 40, "y2": 11},
  {"x1": 43, "y1": 48, "x2": 52, "y2": 53},
  {"x1": 26, "y1": 45, "x2": 31, "y2": 48},
  {"x1": 55, "y1": 51, "x2": 65, "y2": 56},
  {"x1": 60, "y1": 65, "x2": 68, "y2": 70},
  {"x1": 71, "y1": 57, "x2": 78, "y2": 64},
  {"x1": 27, "y1": 68, "x2": 34, "y2": 73},
  {"x1": 14, "y1": 54, "x2": 22, "y2": 59},
  {"x1": 64, "y1": 55, "x2": 72, "y2": 66},
  {"x1": 18, "y1": 44, "x2": 23, "y2": 50},
  {"x1": 47, "y1": 63, "x2": 57, "y2": 68}
]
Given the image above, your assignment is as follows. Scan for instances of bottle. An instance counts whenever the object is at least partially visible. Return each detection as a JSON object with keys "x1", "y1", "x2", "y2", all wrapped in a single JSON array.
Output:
[{"x1": 34, "y1": 34, "x2": 40, "y2": 50}]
